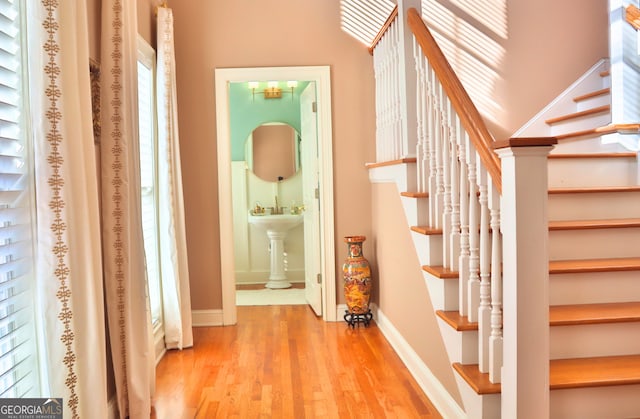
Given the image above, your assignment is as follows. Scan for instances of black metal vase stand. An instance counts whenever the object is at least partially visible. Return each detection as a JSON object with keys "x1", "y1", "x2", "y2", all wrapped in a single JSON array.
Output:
[{"x1": 344, "y1": 309, "x2": 373, "y2": 328}]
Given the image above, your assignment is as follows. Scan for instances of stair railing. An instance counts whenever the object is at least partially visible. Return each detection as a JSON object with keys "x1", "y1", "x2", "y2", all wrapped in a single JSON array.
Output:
[
  {"x1": 371, "y1": 6, "x2": 404, "y2": 162},
  {"x1": 371, "y1": 5, "x2": 556, "y2": 413},
  {"x1": 406, "y1": 7, "x2": 504, "y2": 383}
]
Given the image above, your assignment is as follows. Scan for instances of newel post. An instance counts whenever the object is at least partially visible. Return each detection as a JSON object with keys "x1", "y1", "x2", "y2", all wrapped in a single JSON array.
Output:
[{"x1": 493, "y1": 137, "x2": 556, "y2": 419}]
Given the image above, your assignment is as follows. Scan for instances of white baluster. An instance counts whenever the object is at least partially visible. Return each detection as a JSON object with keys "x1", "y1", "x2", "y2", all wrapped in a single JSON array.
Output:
[
  {"x1": 441, "y1": 95, "x2": 452, "y2": 269},
  {"x1": 449, "y1": 108, "x2": 461, "y2": 271},
  {"x1": 413, "y1": 37, "x2": 427, "y2": 193},
  {"x1": 478, "y1": 164, "x2": 491, "y2": 373},
  {"x1": 427, "y1": 66, "x2": 438, "y2": 228},
  {"x1": 467, "y1": 144, "x2": 480, "y2": 322},
  {"x1": 433, "y1": 83, "x2": 444, "y2": 230},
  {"x1": 458, "y1": 132, "x2": 469, "y2": 317},
  {"x1": 489, "y1": 183, "x2": 503, "y2": 383}
]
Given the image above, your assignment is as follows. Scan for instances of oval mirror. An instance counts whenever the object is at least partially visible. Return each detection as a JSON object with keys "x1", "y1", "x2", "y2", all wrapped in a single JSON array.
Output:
[{"x1": 246, "y1": 123, "x2": 300, "y2": 182}]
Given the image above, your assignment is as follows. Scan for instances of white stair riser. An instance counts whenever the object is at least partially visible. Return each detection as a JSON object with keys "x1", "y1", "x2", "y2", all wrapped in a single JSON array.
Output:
[
  {"x1": 548, "y1": 227, "x2": 640, "y2": 260},
  {"x1": 550, "y1": 271, "x2": 640, "y2": 305},
  {"x1": 550, "y1": 323, "x2": 640, "y2": 359},
  {"x1": 548, "y1": 157, "x2": 638, "y2": 187},
  {"x1": 549, "y1": 113, "x2": 611, "y2": 136},
  {"x1": 574, "y1": 94, "x2": 610, "y2": 112},
  {"x1": 401, "y1": 196, "x2": 428, "y2": 226},
  {"x1": 551, "y1": 137, "x2": 631, "y2": 154},
  {"x1": 423, "y1": 272, "x2": 458, "y2": 311},
  {"x1": 454, "y1": 375, "x2": 500, "y2": 419},
  {"x1": 437, "y1": 318, "x2": 478, "y2": 364},
  {"x1": 550, "y1": 384, "x2": 640, "y2": 419},
  {"x1": 548, "y1": 191, "x2": 640, "y2": 220},
  {"x1": 411, "y1": 231, "x2": 443, "y2": 266}
]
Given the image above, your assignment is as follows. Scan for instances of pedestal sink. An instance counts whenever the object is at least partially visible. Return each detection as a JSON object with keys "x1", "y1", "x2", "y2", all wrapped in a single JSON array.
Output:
[{"x1": 248, "y1": 212, "x2": 303, "y2": 289}]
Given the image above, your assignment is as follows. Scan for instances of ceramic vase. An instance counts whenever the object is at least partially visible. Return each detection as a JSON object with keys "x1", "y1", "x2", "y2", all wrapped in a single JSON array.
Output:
[{"x1": 342, "y1": 235, "x2": 371, "y2": 315}]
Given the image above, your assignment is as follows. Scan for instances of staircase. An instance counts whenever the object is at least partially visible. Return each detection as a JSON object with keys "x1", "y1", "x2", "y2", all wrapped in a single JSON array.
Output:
[{"x1": 393, "y1": 60, "x2": 640, "y2": 418}]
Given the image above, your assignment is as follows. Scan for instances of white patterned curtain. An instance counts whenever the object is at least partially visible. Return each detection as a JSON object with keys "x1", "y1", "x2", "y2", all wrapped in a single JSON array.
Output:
[
  {"x1": 26, "y1": 0, "x2": 108, "y2": 417},
  {"x1": 100, "y1": 1, "x2": 154, "y2": 418},
  {"x1": 156, "y1": 6, "x2": 194, "y2": 350}
]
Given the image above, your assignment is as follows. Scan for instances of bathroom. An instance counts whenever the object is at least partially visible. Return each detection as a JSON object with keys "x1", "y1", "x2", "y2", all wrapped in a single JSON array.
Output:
[{"x1": 229, "y1": 80, "x2": 316, "y2": 299}]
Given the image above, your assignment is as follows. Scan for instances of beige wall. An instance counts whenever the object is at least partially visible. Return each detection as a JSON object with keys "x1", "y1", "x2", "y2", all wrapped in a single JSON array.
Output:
[
  {"x1": 171, "y1": 0, "x2": 376, "y2": 310},
  {"x1": 372, "y1": 182, "x2": 463, "y2": 406},
  {"x1": 501, "y1": 0, "x2": 608, "y2": 140}
]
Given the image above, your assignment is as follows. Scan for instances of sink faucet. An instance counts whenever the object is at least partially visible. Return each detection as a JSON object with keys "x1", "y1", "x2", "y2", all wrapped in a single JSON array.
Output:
[{"x1": 274, "y1": 195, "x2": 281, "y2": 214}]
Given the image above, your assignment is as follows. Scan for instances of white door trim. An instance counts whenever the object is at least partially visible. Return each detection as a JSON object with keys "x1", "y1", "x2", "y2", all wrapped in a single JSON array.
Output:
[{"x1": 214, "y1": 66, "x2": 336, "y2": 324}]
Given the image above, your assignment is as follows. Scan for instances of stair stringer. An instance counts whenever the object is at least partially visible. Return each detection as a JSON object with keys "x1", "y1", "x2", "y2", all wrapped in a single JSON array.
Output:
[
  {"x1": 369, "y1": 163, "x2": 501, "y2": 418},
  {"x1": 514, "y1": 59, "x2": 610, "y2": 138}
]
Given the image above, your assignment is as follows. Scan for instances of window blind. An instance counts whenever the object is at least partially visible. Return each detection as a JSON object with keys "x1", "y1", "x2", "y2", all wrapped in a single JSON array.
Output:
[
  {"x1": 340, "y1": 0, "x2": 395, "y2": 46},
  {"x1": 0, "y1": 0, "x2": 38, "y2": 398}
]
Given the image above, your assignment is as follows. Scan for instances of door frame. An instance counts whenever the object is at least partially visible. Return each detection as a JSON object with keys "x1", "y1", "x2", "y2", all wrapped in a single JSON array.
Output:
[{"x1": 214, "y1": 66, "x2": 336, "y2": 324}]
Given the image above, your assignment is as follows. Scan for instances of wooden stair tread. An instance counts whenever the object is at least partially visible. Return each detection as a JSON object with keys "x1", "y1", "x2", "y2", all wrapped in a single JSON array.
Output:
[
  {"x1": 548, "y1": 152, "x2": 637, "y2": 159},
  {"x1": 454, "y1": 355, "x2": 640, "y2": 394},
  {"x1": 422, "y1": 265, "x2": 458, "y2": 279},
  {"x1": 550, "y1": 302, "x2": 640, "y2": 326},
  {"x1": 435, "y1": 310, "x2": 477, "y2": 331},
  {"x1": 550, "y1": 257, "x2": 640, "y2": 274},
  {"x1": 549, "y1": 218, "x2": 640, "y2": 230},
  {"x1": 545, "y1": 105, "x2": 610, "y2": 125},
  {"x1": 554, "y1": 123, "x2": 640, "y2": 140},
  {"x1": 549, "y1": 185, "x2": 640, "y2": 194},
  {"x1": 550, "y1": 355, "x2": 640, "y2": 389},
  {"x1": 438, "y1": 302, "x2": 640, "y2": 331},
  {"x1": 600, "y1": 70, "x2": 610, "y2": 77},
  {"x1": 365, "y1": 157, "x2": 416, "y2": 169},
  {"x1": 453, "y1": 363, "x2": 502, "y2": 394},
  {"x1": 401, "y1": 191, "x2": 428, "y2": 198},
  {"x1": 411, "y1": 225, "x2": 442, "y2": 235},
  {"x1": 573, "y1": 88, "x2": 610, "y2": 102}
]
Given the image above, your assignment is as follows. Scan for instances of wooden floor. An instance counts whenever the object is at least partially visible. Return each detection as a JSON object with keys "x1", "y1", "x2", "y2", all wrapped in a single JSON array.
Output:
[{"x1": 151, "y1": 305, "x2": 442, "y2": 418}]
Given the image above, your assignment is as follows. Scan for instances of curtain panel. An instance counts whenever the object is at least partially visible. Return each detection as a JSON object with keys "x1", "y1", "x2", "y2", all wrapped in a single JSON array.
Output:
[
  {"x1": 26, "y1": 0, "x2": 108, "y2": 417},
  {"x1": 100, "y1": 1, "x2": 154, "y2": 417},
  {"x1": 156, "y1": 6, "x2": 194, "y2": 350}
]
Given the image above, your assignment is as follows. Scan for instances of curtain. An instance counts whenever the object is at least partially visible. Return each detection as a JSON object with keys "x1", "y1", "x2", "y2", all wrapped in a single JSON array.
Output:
[
  {"x1": 156, "y1": 6, "x2": 194, "y2": 350},
  {"x1": 100, "y1": 1, "x2": 154, "y2": 418},
  {"x1": 26, "y1": 0, "x2": 108, "y2": 417}
]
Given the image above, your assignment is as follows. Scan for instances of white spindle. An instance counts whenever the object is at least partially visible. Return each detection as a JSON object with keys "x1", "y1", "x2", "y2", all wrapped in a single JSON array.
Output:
[
  {"x1": 467, "y1": 145, "x2": 480, "y2": 322},
  {"x1": 427, "y1": 66, "x2": 438, "y2": 228},
  {"x1": 449, "y1": 109, "x2": 461, "y2": 271},
  {"x1": 458, "y1": 131, "x2": 470, "y2": 317},
  {"x1": 414, "y1": 38, "x2": 428, "y2": 193},
  {"x1": 489, "y1": 184, "x2": 503, "y2": 383},
  {"x1": 478, "y1": 164, "x2": 491, "y2": 373},
  {"x1": 441, "y1": 95, "x2": 452, "y2": 269}
]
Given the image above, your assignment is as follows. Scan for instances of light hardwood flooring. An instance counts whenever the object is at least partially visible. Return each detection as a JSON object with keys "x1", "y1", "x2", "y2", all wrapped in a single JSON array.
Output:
[{"x1": 151, "y1": 305, "x2": 442, "y2": 418}]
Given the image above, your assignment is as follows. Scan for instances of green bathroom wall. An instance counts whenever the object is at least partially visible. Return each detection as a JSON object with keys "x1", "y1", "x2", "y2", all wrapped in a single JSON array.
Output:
[{"x1": 229, "y1": 81, "x2": 309, "y2": 161}]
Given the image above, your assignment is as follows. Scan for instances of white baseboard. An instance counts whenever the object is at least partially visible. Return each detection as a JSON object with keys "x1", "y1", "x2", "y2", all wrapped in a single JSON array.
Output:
[
  {"x1": 375, "y1": 308, "x2": 466, "y2": 419},
  {"x1": 191, "y1": 309, "x2": 224, "y2": 327}
]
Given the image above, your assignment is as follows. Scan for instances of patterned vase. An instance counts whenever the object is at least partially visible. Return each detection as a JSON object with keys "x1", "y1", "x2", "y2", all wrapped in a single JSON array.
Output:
[{"x1": 342, "y1": 236, "x2": 372, "y2": 319}]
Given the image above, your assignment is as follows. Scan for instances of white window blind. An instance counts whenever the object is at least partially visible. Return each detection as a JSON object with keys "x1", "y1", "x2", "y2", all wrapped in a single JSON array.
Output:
[
  {"x1": 137, "y1": 39, "x2": 162, "y2": 327},
  {"x1": 0, "y1": 0, "x2": 39, "y2": 398},
  {"x1": 340, "y1": 0, "x2": 395, "y2": 46}
]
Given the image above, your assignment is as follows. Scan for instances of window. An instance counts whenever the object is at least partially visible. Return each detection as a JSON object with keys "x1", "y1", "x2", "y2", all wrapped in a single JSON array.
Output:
[
  {"x1": 137, "y1": 37, "x2": 163, "y2": 328},
  {"x1": 0, "y1": 0, "x2": 39, "y2": 397}
]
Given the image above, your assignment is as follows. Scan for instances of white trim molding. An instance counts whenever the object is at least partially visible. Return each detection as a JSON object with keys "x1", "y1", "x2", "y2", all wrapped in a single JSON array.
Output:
[
  {"x1": 214, "y1": 66, "x2": 336, "y2": 324},
  {"x1": 375, "y1": 309, "x2": 466, "y2": 419},
  {"x1": 191, "y1": 309, "x2": 224, "y2": 327}
]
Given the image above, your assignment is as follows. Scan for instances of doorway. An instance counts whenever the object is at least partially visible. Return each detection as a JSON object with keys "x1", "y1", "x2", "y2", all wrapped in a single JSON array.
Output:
[{"x1": 214, "y1": 66, "x2": 336, "y2": 325}]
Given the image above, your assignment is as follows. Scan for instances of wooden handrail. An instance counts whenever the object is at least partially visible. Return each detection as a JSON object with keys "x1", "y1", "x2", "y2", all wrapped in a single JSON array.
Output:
[
  {"x1": 626, "y1": 4, "x2": 640, "y2": 31},
  {"x1": 368, "y1": 5, "x2": 398, "y2": 55},
  {"x1": 407, "y1": 8, "x2": 502, "y2": 193}
]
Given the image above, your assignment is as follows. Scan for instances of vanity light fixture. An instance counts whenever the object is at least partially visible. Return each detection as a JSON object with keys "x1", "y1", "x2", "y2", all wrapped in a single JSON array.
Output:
[{"x1": 249, "y1": 80, "x2": 298, "y2": 101}]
